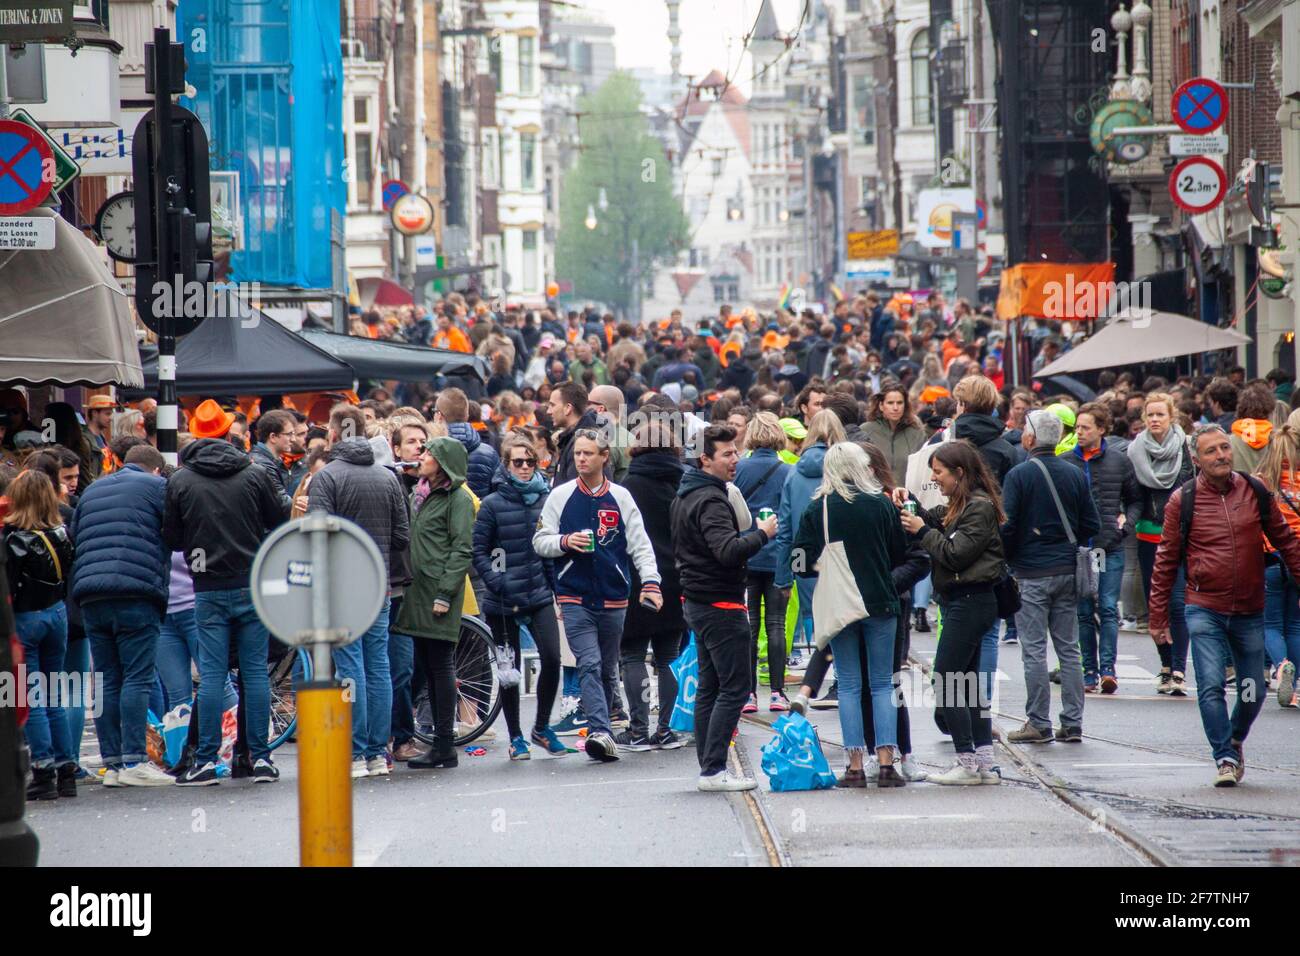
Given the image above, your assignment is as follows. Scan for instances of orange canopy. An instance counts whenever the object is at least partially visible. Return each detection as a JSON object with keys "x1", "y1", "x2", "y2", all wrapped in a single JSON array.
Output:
[{"x1": 996, "y1": 262, "x2": 1117, "y2": 321}]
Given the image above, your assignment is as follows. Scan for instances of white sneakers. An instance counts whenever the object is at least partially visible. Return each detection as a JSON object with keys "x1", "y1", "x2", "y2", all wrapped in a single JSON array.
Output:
[
  {"x1": 117, "y1": 763, "x2": 175, "y2": 787},
  {"x1": 366, "y1": 756, "x2": 390, "y2": 776},
  {"x1": 698, "y1": 771, "x2": 757, "y2": 792},
  {"x1": 101, "y1": 769, "x2": 122, "y2": 787},
  {"x1": 897, "y1": 752, "x2": 929, "y2": 783},
  {"x1": 351, "y1": 758, "x2": 369, "y2": 779},
  {"x1": 929, "y1": 760, "x2": 982, "y2": 786}
]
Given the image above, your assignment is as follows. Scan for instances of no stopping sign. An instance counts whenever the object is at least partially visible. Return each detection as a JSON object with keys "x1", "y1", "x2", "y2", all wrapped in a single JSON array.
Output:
[{"x1": 1169, "y1": 156, "x2": 1227, "y2": 214}]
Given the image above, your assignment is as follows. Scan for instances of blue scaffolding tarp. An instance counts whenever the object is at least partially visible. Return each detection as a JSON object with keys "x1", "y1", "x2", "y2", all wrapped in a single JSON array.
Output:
[{"x1": 180, "y1": 0, "x2": 344, "y2": 289}]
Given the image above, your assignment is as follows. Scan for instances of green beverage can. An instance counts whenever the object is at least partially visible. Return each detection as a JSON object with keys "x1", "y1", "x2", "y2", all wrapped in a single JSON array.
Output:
[
  {"x1": 903, "y1": 501, "x2": 917, "y2": 516},
  {"x1": 581, "y1": 529, "x2": 596, "y2": 552},
  {"x1": 757, "y1": 507, "x2": 775, "y2": 523}
]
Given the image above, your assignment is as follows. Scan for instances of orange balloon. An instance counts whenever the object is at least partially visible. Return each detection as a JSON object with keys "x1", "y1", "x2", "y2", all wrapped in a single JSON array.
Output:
[{"x1": 546, "y1": 281, "x2": 560, "y2": 298}]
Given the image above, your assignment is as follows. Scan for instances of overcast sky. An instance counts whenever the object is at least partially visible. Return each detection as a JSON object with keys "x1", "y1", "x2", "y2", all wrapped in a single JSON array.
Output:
[{"x1": 574, "y1": 0, "x2": 806, "y2": 93}]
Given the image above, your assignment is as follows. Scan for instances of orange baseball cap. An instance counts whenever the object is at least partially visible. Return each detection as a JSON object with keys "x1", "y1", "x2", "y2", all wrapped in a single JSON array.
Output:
[{"x1": 189, "y1": 399, "x2": 236, "y2": 439}]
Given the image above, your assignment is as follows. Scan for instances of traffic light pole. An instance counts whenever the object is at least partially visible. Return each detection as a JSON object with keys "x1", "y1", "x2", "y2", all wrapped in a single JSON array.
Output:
[{"x1": 150, "y1": 27, "x2": 178, "y2": 467}]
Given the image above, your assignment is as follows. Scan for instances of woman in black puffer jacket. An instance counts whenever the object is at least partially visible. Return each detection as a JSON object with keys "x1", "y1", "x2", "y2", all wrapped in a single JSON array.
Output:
[
  {"x1": 472, "y1": 432, "x2": 568, "y2": 759},
  {"x1": 617, "y1": 419, "x2": 688, "y2": 751}
]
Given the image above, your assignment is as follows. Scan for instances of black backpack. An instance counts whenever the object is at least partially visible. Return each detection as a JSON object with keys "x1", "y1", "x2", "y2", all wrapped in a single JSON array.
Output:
[{"x1": 1176, "y1": 471, "x2": 1272, "y2": 565}]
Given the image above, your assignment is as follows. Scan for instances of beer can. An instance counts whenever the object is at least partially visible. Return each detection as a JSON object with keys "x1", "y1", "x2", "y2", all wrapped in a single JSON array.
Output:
[
  {"x1": 902, "y1": 501, "x2": 917, "y2": 516},
  {"x1": 757, "y1": 507, "x2": 775, "y2": 523},
  {"x1": 581, "y1": 529, "x2": 596, "y2": 552}
]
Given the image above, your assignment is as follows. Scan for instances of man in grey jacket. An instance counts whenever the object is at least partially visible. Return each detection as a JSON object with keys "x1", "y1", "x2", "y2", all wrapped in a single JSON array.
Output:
[{"x1": 308, "y1": 403, "x2": 410, "y2": 778}]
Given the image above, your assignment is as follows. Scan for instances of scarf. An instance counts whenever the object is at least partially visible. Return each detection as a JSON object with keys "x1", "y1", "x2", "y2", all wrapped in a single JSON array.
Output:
[
  {"x1": 1128, "y1": 424, "x2": 1187, "y2": 489},
  {"x1": 506, "y1": 469, "x2": 548, "y2": 505}
]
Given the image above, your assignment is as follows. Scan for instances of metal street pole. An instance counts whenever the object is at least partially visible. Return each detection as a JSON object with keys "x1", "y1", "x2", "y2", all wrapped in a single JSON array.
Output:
[{"x1": 151, "y1": 27, "x2": 179, "y2": 467}]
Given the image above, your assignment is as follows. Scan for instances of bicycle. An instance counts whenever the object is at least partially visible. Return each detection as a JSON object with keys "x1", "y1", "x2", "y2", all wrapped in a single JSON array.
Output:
[
  {"x1": 267, "y1": 646, "x2": 312, "y2": 750},
  {"x1": 412, "y1": 614, "x2": 502, "y2": 747}
]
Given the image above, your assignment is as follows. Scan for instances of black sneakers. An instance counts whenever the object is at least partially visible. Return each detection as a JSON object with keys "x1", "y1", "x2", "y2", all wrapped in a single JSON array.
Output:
[
  {"x1": 176, "y1": 761, "x2": 220, "y2": 787},
  {"x1": 1054, "y1": 725, "x2": 1083, "y2": 742},
  {"x1": 27, "y1": 766, "x2": 58, "y2": 801},
  {"x1": 810, "y1": 681, "x2": 839, "y2": 710},
  {"x1": 649, "y1": 729, "x2": 685, "y2": 750},
  {"x1": 613, "y1": 730, "x2": 652, "y2": 752},
  {"x1": 56, "y1": 763, "x2": 79, "y2": 798},
  {"x1": 252, "y1": 759, "x2": 280, "y2": 783},
  {"x1": 914, "y1": 608, "x2": 931, "y2": 633},
  {"x1": 584, "y1": 731, "x2": 620, "y2": 762}
]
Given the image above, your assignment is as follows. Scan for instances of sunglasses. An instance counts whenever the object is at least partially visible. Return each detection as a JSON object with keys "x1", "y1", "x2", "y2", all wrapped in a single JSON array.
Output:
[{"x1": 509, "y1": 457, "x2": 537, "y2": 468}]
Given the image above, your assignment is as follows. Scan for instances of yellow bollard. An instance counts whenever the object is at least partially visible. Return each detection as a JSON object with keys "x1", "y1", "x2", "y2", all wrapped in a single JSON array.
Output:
[{"x1": 295, "y1": 681, "x2": 352, "y2": 867}]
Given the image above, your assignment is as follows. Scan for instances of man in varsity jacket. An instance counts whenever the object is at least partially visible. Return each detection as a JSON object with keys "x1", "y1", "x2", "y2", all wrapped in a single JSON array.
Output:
[{"x1": 534, "y1": 427, "x2": 662, "y2": 762}]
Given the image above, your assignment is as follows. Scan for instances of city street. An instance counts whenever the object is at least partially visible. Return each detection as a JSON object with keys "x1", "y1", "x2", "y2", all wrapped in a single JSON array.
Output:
[{"x1": 37, "y1": 620, "x2": 1298, "y2": 868}]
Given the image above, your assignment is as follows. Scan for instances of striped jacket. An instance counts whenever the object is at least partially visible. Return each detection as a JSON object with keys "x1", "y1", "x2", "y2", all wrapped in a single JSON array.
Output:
[{"x1": 532, "y1": 475, "x2": 660, "y2": 610}]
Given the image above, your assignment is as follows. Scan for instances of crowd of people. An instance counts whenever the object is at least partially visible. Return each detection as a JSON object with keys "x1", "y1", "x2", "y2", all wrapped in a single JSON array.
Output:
[{"x1": 5, "y1": 286, "x2": 1299, "y2": 800}]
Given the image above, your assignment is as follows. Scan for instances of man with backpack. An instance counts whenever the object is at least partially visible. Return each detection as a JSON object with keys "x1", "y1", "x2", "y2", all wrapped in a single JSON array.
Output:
[{"x1": 1149, "y1": 424, "x2": 1300, "y2": 787}]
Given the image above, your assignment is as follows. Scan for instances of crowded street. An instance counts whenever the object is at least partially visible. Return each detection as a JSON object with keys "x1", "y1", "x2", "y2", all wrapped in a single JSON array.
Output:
[{"x1": 2, "y1": 0, "x2": 1299, "y2": 932}]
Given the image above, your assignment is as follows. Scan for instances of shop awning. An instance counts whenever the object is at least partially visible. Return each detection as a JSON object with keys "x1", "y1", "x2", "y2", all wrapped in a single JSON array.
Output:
[
  {"x1": 995, "y1": 262, "x2": 1117, "y2": 321},
  {"x1": 298, "y1": 329, "x2": 489, "y2": 382},
  {"x1": 0, "y1": 209, "x2": 143, "y2": 387},
  {"x1": 1034, "y1": 309, "x2": 1251, "y2": 377},
  {"x1": 126, "y1": 296, "x2": 357, "y2": 397},
  {"x1": 357, "y1": 276, "x2": 414, "y2": 308}
]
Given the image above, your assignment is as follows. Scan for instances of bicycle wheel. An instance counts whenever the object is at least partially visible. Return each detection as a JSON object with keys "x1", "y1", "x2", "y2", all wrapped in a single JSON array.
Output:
[
  {"x1": 412, "y1": 616, "x2": 502, "y2": 747},
  {"x1": 267, "y1": 647, "x2": 312, "y2": 750}
]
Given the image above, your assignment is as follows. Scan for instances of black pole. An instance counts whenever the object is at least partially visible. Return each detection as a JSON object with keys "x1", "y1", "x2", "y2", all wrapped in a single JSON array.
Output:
[{"x1": 152, "y1": 27, "x2": 177, "y2": 465}]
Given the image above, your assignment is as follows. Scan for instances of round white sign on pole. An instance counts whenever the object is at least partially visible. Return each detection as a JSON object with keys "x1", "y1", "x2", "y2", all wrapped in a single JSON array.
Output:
[
  {"x1": 1168, "y1": 156, "x2": 1227, "y2": 215},
  {"x1": 390, "y1": 193, "x2": 435, "y2": 235},
  {"x1": 250, "y1": 514, "x2": 387, "y2": 648}
]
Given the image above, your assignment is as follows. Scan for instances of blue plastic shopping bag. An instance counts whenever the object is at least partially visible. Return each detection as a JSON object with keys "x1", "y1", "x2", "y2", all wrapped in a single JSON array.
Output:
[
  {"x1": 668, "y1": 634, "x2": 698, "y2": 733},
  {"x1": 760, "y1": 712, "x2": 837, "y2": 791}
]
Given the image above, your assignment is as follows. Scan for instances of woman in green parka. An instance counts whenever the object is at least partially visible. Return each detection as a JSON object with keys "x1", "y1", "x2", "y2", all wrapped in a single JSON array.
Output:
[{"x1": 396, "y1": 436, "x2": 475, "y2": 770}]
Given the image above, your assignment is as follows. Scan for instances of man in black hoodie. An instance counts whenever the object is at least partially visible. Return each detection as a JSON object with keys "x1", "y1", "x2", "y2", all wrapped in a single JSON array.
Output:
[
  {"x1": 164, "y1": 418, "x2": 286, "y2": 786},
  {"x1": 672, "y1": 424, "x2": 777, "y2": 791},
  {"x1": 951, "y1": 375, "x2": 1016, "y2": 486},
  {"x1": 548, "y1": 381, "x2": 603, "y2": 485}
]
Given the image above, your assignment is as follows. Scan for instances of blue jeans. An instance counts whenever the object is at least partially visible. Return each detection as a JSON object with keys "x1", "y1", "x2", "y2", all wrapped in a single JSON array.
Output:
[
  {"x1": 388, "y1": 596, "x2": 416, "y2": 745},
  {"x1": 794, "y1": 575, "x2": 816, "y2": 648},
  {"x1": 979, "y1": 619, "x2": 999, "y2": 705},
  {"x1": 156, "y1": 607, "x2": 199, "y2": 711},
  {"x1": 1263, "y1": 564, "x2": 1300, "y2": 670},
  {"x1": 1139, "y1": 540, "x2": 1189, "y2": 672},
  {"x1": 64, "y1": 635, "x2": 89, "y2": 761},
  {"x1": 1079, "y1": 549, "x2": 1125, "y2": 681},
  {"x1": 332, "y1": 598, "x2": 391, "y2": 759},
  {"x1": 194, "y1": 589, "x2": 271, "y2": 765},
  {"x1": 83, "y1": 598, "x2": 162, "y2": 767},
  {"x1": 912, "y1": 574, "x2": 933, "y2": 610},
  {"x1": 16, "y1": 604, "x2": 74, "y2": 768},
  {"x1": 559, "y1": 604, "x2": 626, "y2": 736},
  {"x1": 1184, "y1": 606, "x2": 1266, "y2": 765},
  {"x1": 830, "y1": 616, "x2": 898, "y2": 753}
]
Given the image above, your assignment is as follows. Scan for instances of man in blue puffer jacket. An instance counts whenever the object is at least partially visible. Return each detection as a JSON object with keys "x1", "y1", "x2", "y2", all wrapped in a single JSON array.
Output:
[
  {"x1": 774, "y1": 440, "x2": 829, "y2": 667},
  {"x1": 435, "y1": 386, "x2": 500, "y2": 498},
  {"x1": 70, "y1": 444, "x2": 171, "y2": 786}
]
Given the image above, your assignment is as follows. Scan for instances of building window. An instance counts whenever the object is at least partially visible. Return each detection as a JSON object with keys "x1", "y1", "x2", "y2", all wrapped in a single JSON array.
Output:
[
  {"x1": 911, "y1": 32, "x2": 933, "y2": 126},
  {"x1": 482, "y1": 129, "x2": 500, "y2": 189},
  {"x1": 853, "y1": 73, "x2": 876, "y2": 146},
  {"x1": 355, "y1": 132, "x2": 373, "y2": 207},
  {"x1": 354, "y1": 97, "x2": 368, "y2": 124},
  {"x1": 519, "y1": 36, "x2": 536, "y2": 94},
  {"x1": 712, "y1": 155, "x2": 724, "y2": 176},
  {"x1": 520, "y1": 133, "x2": 537, "y2": 190},
  {"x1": 522, "y1": 230, "x2": 539, "y2": 291},
  {"x1": 489, "y1": 40, "x2": 502, "y2": 92},
  {"x1": 728, "y1": 283, "x2": 738, "y2": 300},
  {"x1": 713, "y1": 283, "x2": 725, "y2": 303}
]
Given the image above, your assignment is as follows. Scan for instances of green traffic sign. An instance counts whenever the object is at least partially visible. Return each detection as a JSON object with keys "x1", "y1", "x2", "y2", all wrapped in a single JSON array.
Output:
[{"x1": 7, "y1": 107, "x2": 80, "y2": 195}]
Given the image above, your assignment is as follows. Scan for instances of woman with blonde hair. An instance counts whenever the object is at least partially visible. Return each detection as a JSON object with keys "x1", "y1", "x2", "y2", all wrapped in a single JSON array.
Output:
[
  {"x1": 1254, "y1": 407, "x2": 1300, "y2": 707},
  {"x1": 1128, "y1": 392, "x2": 1195, "y2": 694},
  {"x1": 909, "y1": 352, "x2": 947, "y2": 402},
  {"x1": 794, "y1": 442, "x2": 908, "y2": 786},
  {"x1": 4, "y1": 470, "x2": 76, "y2": 799}
]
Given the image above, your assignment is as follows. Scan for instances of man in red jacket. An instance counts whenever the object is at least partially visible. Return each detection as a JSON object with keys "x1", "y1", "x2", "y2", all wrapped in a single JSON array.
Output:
[{"x1": 1150, "y1": 423, "x2": 1300, "y2": 787}]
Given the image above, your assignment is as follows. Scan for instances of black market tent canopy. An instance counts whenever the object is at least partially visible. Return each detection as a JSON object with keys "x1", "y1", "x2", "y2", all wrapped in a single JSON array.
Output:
[
  {"x1": 126, "y1": 298, "x2": 357, "y2": 397},
  {"x1": 298, "y1": 329, "x2": 489, "y2": 383},
  {"x1": 0, "y1": 209, "x2": 143, "y2": 388}
]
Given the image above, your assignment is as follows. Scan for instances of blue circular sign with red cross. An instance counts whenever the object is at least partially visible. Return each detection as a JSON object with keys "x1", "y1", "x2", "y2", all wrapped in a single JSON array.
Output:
[
  {"x1": 0, "y1": 119, "x2": 55, "y2": 215},
  {"x1": 381, "y1": 179, "x2": 409, "y2": 211},
  {"x1": 1171, "y1": 77, "x2": 1228, "y2": 135}
]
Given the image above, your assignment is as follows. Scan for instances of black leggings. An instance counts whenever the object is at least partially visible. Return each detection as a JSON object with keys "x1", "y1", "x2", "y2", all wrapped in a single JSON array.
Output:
[
  {"x1": 620, "y1": 628, "x2": 684, "y2": 738},
  {"x1": 864, "y1": 602, "x2": 912, "y2": 755},
  {"x1": 802, "y1": 645, "x2": 833, "y2": 695},
  {"x1": 746, "y1": 571, "x2": 789, "y2": 694},
  {"x1": 932, "y1": 591, "x2": 997, "y2": 754},
  {"x1": 414, "y1": 637, "x2": 457, "y2": 754},
  {"x1": 488, "y1": 605, "x2": 562, "y2": 739}
]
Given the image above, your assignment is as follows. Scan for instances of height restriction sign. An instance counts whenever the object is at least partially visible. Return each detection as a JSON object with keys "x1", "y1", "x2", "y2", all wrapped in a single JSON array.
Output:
[
  {"x1": 1169, "y1": 156, "x2": 1227, "y2": 214},
  {"x1": 0, "y1": 119, "x2": 54, "y2": 215}
]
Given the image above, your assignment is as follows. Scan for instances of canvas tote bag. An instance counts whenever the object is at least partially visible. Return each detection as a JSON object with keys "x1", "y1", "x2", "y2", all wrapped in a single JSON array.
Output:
[{"x1": 810, "y1": 496, "x2": 869, "y2": 650}]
